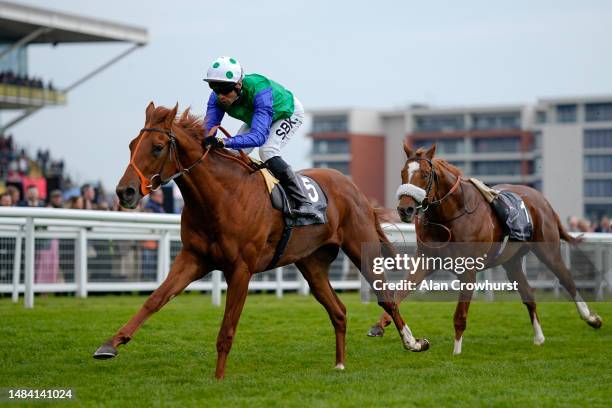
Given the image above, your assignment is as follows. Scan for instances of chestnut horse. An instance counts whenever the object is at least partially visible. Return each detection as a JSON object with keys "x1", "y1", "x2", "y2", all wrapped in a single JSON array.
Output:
[
  {"x1": 368, "y1": 143, "x2": 602, "y2": 354},
  {"x1": 93, "y1": 103, "x2": 429, "y2": 379}
]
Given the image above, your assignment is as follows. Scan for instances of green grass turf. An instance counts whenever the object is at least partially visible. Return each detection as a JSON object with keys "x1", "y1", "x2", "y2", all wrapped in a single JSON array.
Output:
[{"x1": 1, "y1": 293, "x2": 610, "y2": 407}]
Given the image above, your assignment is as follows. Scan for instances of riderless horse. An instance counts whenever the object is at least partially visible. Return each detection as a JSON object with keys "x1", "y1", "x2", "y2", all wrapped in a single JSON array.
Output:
[{"x1": 368, "y1": 143, "x2": 602, "y2": 354}]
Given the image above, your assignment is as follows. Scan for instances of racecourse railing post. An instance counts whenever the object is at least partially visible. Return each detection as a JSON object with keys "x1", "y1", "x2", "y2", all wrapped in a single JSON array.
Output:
[
  {"x1": 607, "y1": 248, "x2": 612, "y2": 295},
  {"x1": 24, "y1": 217, "x2": 34, "y2": 308},
  {"x1": 360, "y1": 274, "x2": 371, "y2": 303},
  {"x1": 76, "y1": 228, "x2": 88, "y2": 298},
  {"x1": 275, "y1": 267, "x2": 283, "y2": 298},
  {"x1": 157, "y1": 230, "x2": 170, "y2": 284},
  {"x1": 12, "y1": 229, "x2": 22, "y2": 303},
  {"x1": 298, "y1": 272, "x2": 309, "y2": 296},
  {"x1": 212, "y1": 269, "x2": 221, "y2": 306}
]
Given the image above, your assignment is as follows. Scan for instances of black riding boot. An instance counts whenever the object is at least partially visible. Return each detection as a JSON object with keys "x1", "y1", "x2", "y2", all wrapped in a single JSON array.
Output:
[{"x1": 266, "y1": 156, "x2": 316, "y2": 217}]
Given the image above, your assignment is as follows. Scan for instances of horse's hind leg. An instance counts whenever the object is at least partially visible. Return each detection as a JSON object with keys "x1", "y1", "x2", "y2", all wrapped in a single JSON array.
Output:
[
  {"x1": 502, "y1": 255, "x2": 545, "y2": 345},
  {"x1": 296, "y1": 245, "x2": 347, "y2": 369},
  {"x1": 93, "y1": 250, "x2": 207, "y2": 359},
  {"x1": 341, "y1": 230, "x2": 429, "y2": 352},
  {"x1": 532, "y1": 244, "x2": 602, "y2": 328},
  {"x1": 367, "y1": 264, "x2": 432, "y2": 337}
]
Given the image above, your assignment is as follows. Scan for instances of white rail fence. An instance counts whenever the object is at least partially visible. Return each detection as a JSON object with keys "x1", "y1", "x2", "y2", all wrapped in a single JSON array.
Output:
[{"x1": 0, "y1": 207, "x2": 610, "y2": 308}]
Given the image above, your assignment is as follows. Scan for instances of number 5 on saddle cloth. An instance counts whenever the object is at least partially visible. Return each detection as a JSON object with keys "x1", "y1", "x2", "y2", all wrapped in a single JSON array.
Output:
[{"x1": 259, "y1": 165, "x2": 328, "y2": 269}]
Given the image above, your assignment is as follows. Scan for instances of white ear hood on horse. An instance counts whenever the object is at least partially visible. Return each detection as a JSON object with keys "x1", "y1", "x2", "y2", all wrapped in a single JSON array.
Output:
[{"x1": 396, "y1": 183, "x2": 426, "y2": 203}]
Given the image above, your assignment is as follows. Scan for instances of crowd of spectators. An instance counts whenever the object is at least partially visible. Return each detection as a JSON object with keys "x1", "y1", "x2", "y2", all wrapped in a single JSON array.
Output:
[
  {"x1": 0, "y1": 70, "x2": 54, "y2": 90},
  {"x1": 567, "y1": 215, "x2": 612, "y2": 233}
]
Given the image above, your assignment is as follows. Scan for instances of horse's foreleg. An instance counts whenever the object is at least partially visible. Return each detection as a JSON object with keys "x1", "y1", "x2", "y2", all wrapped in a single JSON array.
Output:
[
  {"x1": 93, "y1": 250, "x2": 207, "y2": 359},
  {"x1": 453, "y1": 271, "x2": 475, "y2": 355},
  {"x1": 215, "y1": 265, "x2": 250, "y2": 380}
]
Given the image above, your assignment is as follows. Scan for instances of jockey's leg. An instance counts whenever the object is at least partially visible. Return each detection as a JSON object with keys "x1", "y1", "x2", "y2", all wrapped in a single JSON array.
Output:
[{"x1": 260, "y1": 97, "x2": 315, "y2": 217}]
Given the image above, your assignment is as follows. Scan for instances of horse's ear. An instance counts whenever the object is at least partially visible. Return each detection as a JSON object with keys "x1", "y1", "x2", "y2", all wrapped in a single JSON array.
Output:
[
  {"x1": 179, "y1": 107, "x2": 191, "y2": 122},
  {"x1": 403, "y1": 141, "x2": 414, "y2": 158},
  {"x1": 425, "y1": 143, "x2": 437, "y2": 160},
  {"x1": 145, "y1": 101, "x2": 155, "y2": 122},
  {"x1": 164, "y1": 102, "x2": 179, "y2": 128}
]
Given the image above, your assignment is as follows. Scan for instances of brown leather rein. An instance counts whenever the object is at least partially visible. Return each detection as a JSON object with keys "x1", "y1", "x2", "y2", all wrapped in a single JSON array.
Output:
[
  {"x1": 401, "y1": 156, "x2": 478, "y2": 248},
  {"x1": 129, "y1": 125, "x2": 255, "y2": 196}
]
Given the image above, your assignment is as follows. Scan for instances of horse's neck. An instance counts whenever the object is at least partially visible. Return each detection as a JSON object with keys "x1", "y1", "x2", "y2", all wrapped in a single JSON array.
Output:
[
  {"x1": 175, "y1": 148, "x2": 254, "y2": 222},
  {"x1": 429, "y1": 170, "x2": 463, "y2": 218}
]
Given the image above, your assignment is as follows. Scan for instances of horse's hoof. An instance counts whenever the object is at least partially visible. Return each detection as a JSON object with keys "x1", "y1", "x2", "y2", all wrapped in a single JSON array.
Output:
[
  {"x1": 533, "y1": 336, "x2": 545, "y2": 346},
  {"x1": 93, "y1": 341, "x2": 118, "y2": 360},
  {"x1": 367, "y1": 325, "x2": 385, "y2": 337},
  {"x1": 405, "y1": 338, "x2": 430, "y2": 352},
  {"x1": 587, "y1": 314, "x2": 602, "y2": 329},
  {"x1": 334, "y1": 363, "x2": 345, "y2": 370},
  {"x1": 413, "y1": 338, "x2": 430, "y2": 352}
]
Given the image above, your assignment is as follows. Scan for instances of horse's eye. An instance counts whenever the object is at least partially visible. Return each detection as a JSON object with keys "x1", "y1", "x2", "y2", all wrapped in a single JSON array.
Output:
[{"x1": 153, "y1": 144, "x2": 164, "y2": 153}]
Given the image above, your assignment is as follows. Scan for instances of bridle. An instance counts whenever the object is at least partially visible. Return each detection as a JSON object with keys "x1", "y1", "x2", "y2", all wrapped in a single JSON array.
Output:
[
  {"x1": 129, "y1": 127, "x2": 209, "y2": 196},
  {"x1": 400, "y1": 156, "x2": 461, "y2": 213},
  {"x1": 399, "y1": 156, "x2": 478, "y2": 248}
]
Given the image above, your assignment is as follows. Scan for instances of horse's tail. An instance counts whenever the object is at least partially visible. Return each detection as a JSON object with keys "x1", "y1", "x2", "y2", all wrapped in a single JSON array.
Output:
[
  {"x1": 374, "y1": 208, "x2": 398, "y2": 257},
  {"x1": 554, "y1": 209, "x2": 584, "y2": 245}
]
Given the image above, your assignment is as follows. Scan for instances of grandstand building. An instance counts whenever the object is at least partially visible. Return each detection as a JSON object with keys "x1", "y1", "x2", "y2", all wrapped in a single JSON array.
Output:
[
  {"x1": 0, "y1": 1, "x2": 147, "y2": 201},
  {"x1": 308, "y1": 94, "x2": 612, "y2": 221}
]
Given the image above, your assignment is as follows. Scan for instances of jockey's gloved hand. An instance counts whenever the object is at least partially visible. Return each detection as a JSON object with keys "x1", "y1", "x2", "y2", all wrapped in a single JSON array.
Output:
[{"x1": 203, "y1": 136, "x2": 225, "y2": 148}]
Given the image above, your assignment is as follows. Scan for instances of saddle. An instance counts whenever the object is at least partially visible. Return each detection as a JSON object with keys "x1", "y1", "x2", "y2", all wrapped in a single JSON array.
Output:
[{"x1": 469, "y1": 178, "x2": 533, "y2": 241}]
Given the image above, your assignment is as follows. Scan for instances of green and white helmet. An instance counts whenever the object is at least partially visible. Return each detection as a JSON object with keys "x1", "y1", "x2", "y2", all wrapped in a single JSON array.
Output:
[{"x1": 204, "y1": 56, "x2": 243, "y2": 83}]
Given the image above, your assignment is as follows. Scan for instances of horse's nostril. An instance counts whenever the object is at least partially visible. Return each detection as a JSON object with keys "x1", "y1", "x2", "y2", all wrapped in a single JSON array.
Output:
[{"x1": 124, "y1": 187, "x2": 136, "y2": 200}]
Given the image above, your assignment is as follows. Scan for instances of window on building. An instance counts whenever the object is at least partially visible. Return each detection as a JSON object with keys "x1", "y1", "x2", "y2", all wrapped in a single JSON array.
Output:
[
  {"x1": 473, "y1": 137, "x2": 521, "y2": 153},
  {"x1": 534, "y1": 156, "x2": 543, "y2": 175},
  {"x1": 313, "y1": 161, "x2": 350, "y2": 175},
  {"x1": 472, "y1": 113, "x2": 520, "y2": 130},
  {"x1": 312, "y1": 139, "x2": 350, "y2": 155},
  {"x1": 556, "y1": 104, "x2": 577, "y2": 123},
  {"x1": 535, "y1": 111, "x2": 547, "y2": 124},
  {"x1": 414, "y1": 115, "x2": 465, "y2": 132},
  {"x1": 585, "y1": 180, "x2": 612, "y2": 197},
  {"x1": 585, "y1": 204, "x2": 612, "y2": 219},
  {"x1": 584, "y1": 129, "x2": 612, "y2": 148},
  {"x1": 412, "y1": 138, "x2": 465, "y2": 154},
  {"x1": 584, "y1": 156, "x2": 612, "y2": 173},
  {"x1": 311, "y1": 115, "x2": 348, "y2": 133},
  {"x1": 472, "y1": 161, "x2": 522, "y2": 175},
  {"x1": 585, "y1": 103, "x2": 612, "y2": 122},
  {"x1": 532, "y1": 180, "x2": 543, "y2": 191},
  {"x1": 533, "y1": 131, "x2": 542, "y2": 150}
]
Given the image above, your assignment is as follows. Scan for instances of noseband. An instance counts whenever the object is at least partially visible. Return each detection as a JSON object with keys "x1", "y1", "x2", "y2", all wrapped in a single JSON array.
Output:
[
  {"x1": 129, "y1": 127, "x2": 209, "y2": 196},
  {"x1": 398, "y1": 156, "x2": 461, "y2": 213}
]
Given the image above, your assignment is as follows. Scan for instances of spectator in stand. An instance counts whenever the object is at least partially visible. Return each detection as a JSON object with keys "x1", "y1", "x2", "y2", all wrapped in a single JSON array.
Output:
[
  {"x1": 68, "y1": 196, "x2": 84, "y2": 209},
  {"x1": 81, "y1": 184, "x2": 96, "y2": 209},
  {"x1": 567, "y1": 216, "x2": 580, "y2": 232},
  {"x1": 47, "y1": 190, "x2": 64, "y2": 209},
  {"x1": 6, "y1": 185, "x2": 20, "y2": 205},
  {"x1": 0, "y1": 192, "x2": 12, "y2": 206},
  {"x1": 19, "y1": 185, "x2": 45, "y2": 207},
  {"x1": 577, "y1": 218, "x2": 592, "y2": 233},
  {"x1": 595, "y1": 216, "x2": 611, "y2": 233},
  {"x1": 97, "y1": 200, "x2": 110, "y2": 211},
  {"x1": 144, "y1": 189, "x2": 165, "y2": 213}
]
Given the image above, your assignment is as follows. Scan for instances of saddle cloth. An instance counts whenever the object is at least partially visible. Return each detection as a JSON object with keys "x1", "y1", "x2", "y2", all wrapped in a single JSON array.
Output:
[
  {"x1": 469, "y1": 178, "x2": 533, "y2": 241},
  {"x1": 253, "y1": 159, "x2": 327, "y2": 227}
]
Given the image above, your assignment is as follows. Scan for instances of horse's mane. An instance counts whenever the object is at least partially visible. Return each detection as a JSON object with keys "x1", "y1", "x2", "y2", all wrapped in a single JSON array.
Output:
[
  {"x1": 150, "y1": 105, "x2": 205, "y2": 142},
  {"x1": 414, "y1": 147, "x2": 463, "y2": 178}
]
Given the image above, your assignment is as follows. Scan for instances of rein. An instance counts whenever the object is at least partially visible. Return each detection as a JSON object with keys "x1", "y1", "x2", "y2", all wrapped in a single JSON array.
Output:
[
  {"x1": 129, "y1": 125, "x2": 256, "y2": 196},
  {"x1": 400, "y1": 156, "x2": 478, "y2": 249}
]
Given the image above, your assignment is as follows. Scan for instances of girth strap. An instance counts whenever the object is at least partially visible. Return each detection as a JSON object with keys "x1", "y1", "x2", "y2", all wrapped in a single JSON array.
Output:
[{"x1": 265, "y1": 224, "x2": 293, "y2": 271}]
